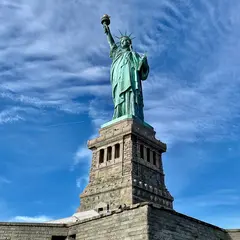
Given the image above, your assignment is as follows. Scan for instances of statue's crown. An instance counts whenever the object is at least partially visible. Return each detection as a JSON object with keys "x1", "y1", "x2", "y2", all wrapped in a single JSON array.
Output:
[{"x1": 116, "y1": 30, "x2": 135, "y2": 43}]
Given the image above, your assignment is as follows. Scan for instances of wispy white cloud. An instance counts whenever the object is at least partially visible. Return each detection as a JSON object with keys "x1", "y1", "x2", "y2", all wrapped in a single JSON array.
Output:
[
  {"x1": 0, "y1": 108, "x2": 24, "y2": 124},
  {"x1": 73, "y1": 146, "x2": 91, "y2": 190},
  {"x1": 209, "y1": 217, "x2": 240, "y2": 229},
  {"x1": 0, "y1": 92, "x2": 87, "y2": 114},
  {"x1": 0, "y1": 176, "x2": 11, "y2": 184},
  {"x1": 174, "y1": 189, "x2": 240, "y2": 228},
  {"x1": 0, "y1": 0, "x2": 115, "y2": 118},
  {"x1": 71, "y1": 145, "x2": 92, "y2": 171},
  {"x1": 76, "y1": 175, "x2": 89, "y2": 189},
  {"x1": 72, "y1": 98, "x2": 112, "y2": 169},
  {"x1": 10, "y1": 215, "x2": 52, "y2": 223},
  {"x1": 0, "y1": 199, "x2": 13, "y2": 221},
  {"x1": 176, "y1": 189, "x2": 240, "y2": 209},
  {"x1": 81, "y1": 66, "x2": 109, "y2": 80}
]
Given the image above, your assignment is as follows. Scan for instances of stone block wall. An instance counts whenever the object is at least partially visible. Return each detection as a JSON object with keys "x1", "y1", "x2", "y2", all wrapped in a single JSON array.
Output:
[
  {"x1": 79, "y1": 121, "x2": 134, "y2": 212},
  {"x1": 71, "y1": 203, "x2": 232, "y2": 240},
  {"x1": 69, "y1": 204, "x2": 149, "y2": 240},
  {"x1": 80, "y1": 184, "x2": 133, "y2": 212},
  {"x1": 0, "y1": 222, "x2": 68, "y2": 240},
  {"x1": 228, "y1": 230, "x2": 240, "y2": 240},
  {"x1": 148, "y1": 205, "x2": 230, "y2": 240}
]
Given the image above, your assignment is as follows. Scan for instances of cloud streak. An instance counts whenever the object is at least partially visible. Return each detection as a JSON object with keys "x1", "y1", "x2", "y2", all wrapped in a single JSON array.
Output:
[
  {"x1": 9, "y1": 215, "x2": 52, "y2": 223},
  {"x1": 175, "y1": 189, "x2": 240, "y2": 228},
  {"x1": 0, "y1": 108, "x2": 24, "y2": 124},
  {"x1": 0, "y1": 176, "x2": 11, "y2": 184}
]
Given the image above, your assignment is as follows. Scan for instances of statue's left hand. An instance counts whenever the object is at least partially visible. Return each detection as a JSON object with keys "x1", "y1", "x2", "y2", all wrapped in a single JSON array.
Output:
[{"x1": 142, "y1": 53, "x2": 147, "y2": 60}]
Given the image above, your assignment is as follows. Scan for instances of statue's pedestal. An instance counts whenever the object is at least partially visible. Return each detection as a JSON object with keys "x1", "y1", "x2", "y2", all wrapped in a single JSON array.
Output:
[
  {"x1": 78, "y1": 117, "x2": 173, "y2": 212},
  {"x1": 101, "y1": 114, "x2": 152, "y2": 129}
]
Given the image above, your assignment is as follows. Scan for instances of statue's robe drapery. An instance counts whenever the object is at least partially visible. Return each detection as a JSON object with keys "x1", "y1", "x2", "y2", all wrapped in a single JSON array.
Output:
[{"x1": 110, "y1": 44, "x2": 149, "y2": 121}]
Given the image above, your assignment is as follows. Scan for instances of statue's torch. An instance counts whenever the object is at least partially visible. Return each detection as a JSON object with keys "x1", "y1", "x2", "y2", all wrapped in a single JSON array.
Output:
[{"x1": 101, "y1": 14, "x2": 111, "y2": 33}]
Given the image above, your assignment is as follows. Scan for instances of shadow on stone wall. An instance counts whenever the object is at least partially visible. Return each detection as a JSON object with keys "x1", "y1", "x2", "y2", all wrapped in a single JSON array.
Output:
[{"x1": 226, "y1": 229, "x2": 240, "y2": 240}]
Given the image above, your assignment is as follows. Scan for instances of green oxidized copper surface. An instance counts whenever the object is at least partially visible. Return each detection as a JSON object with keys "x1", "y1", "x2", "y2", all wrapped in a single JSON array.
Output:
[
  {"x1": 101, "y1": 14, "x2": 149, "y2": 122},
  {"x1": 101, "y1": 114, "x2": 153, "y2": 129}
]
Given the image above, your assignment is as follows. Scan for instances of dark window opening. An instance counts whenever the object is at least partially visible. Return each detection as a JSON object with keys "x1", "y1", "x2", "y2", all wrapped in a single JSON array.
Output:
[
  {"x1": 115, "y1": 143, "x2": 120, "y2": 158},
  {"x1": 98, "y1": 207, "x2": 104, "y2": 212},
  {"x1": 147, "y1": 148, "x2": 150, "y2": 162},
  {"x1": 153, "y1": 151, "x2": 156, "y2": 165},
  {"x1": 107, "y1": 146, "x2": 112, "y2": 161},
  {"x1": 99, "y1": 149, "x2": 104, "y2": 164},
  {"x1": 140, "y1": 144, "x2": 144, "y2": 159},
  {"x1": 52, "y1": 236, "x2": 67, "y2": 240},
  {"x1": 68, "y1": 234, "x2": 76, "y2": 239},
  {"x1": 159, "y1": 153, "x2": 163, "y2": 169}
]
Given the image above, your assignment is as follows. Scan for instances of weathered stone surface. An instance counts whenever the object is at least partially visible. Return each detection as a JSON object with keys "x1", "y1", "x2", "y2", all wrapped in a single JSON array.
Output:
[
  {"x1": 69, "y1": 204, "x2": 149, "y2": 240},
  {"x1": 227, "y1": 230, "x2": 240, "y2": 240},
  {"x1": 47, "y1": 210, "x2": 99, "y2": 224},
  {"x1": 0, "y1": 222, "x2": 68, "y2": 240},
  {"x1": 78, "y1": 118, "x2": 173, "y2": 212},
  {"x1": 148, "y1": 204, "x2": 230, "y2": 240}
]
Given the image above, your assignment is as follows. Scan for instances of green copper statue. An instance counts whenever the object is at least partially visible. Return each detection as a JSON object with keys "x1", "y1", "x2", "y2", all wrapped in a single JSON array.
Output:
[{"x1": 101, "y1": 14, "x2": 149, "y2": 121}]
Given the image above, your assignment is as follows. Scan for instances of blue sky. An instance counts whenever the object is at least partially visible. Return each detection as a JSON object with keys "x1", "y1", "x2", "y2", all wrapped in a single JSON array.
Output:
[{"x1": 0, "y1": 0, "x2": 240, "y2": 228}]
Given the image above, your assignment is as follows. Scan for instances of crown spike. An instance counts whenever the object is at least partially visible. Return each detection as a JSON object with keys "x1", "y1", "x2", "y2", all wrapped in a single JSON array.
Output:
[{"x1": 118, "y1": 30, "x2": 124, "y2": 36}]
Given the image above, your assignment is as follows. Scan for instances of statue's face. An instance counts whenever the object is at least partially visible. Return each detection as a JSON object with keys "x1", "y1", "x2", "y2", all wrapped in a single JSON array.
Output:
[{"x1": 120, "y1": 37, "x2": 131, "y2": 49}]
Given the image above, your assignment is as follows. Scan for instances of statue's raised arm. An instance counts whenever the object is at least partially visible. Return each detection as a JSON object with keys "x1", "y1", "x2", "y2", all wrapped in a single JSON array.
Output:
[
  {"x1": 101, "y1": 14, "x2": 149, "y2": 122},
  {"x1": 101, "y1": 14, "x2": 115, "y2": 49}
]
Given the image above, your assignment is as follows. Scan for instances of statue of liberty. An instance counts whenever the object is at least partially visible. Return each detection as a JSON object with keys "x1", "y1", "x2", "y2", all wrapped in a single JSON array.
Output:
[{"x1": 101, "y1": 15, "x2": 149, "y2": 121}]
